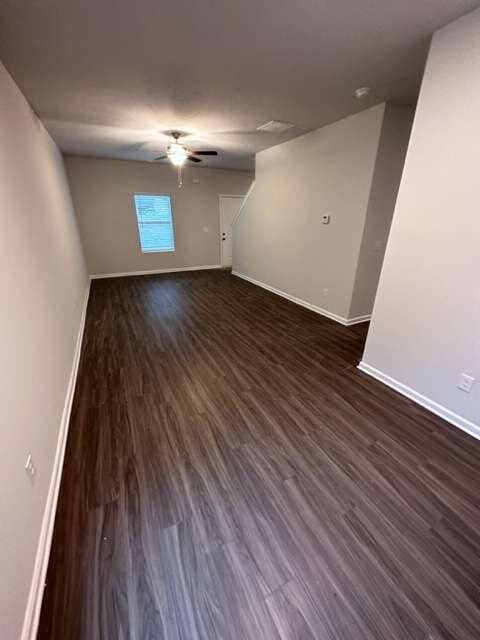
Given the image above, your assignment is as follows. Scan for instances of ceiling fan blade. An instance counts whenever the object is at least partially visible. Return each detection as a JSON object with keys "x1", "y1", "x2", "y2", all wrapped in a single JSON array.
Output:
[
  {"x1": 188, "y1": 155, "x2": 202, "y2": 163},
  {"x1": 192, "y1": 150, "x2": 218, "y2": 156},
  {"x1": 154, "y1": 155, "x2": 167, "y2": 161}
]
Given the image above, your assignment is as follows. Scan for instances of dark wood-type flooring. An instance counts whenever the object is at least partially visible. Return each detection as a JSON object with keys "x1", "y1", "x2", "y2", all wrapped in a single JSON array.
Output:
[{"x1": 39, "y1": 269, "x2": 480, "y2": 639}]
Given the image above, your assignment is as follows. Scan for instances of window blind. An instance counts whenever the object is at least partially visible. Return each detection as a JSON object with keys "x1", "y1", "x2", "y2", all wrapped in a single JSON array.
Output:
[{"x1": 134, "y1": 194, "x2": 175, "y2": 253}]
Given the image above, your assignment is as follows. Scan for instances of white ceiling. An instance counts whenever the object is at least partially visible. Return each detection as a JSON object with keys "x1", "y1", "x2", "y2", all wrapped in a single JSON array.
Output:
[{"x1": 0, "y1": 0, "x2": 478, "y2": 170}]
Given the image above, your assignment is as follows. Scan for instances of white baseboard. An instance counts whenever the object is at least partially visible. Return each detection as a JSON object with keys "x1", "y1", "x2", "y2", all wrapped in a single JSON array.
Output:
[
  {"x1": 344, "y1": 314, "x2": 372, "y2": 326},
  {"x1": 91, "y1": 264, "x2": 223, "y2": 279},
  {"x1": 21, "y1": 281, "x2": 91, "y2": 640},
  {"x1": 232, "y1": 271, "x2": 370, "y2": 327},
  {"x1": 358, "y1": 361, "x2": 480, "y2": 442}
]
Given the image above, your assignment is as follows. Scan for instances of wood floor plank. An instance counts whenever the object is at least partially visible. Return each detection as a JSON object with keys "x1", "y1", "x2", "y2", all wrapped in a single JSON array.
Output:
[{"x1": 38, "y1": 269, "x2": 480, "y2": 639}]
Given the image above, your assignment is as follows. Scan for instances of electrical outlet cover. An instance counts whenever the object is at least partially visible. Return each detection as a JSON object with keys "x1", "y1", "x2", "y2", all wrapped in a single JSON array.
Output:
[{"x1": 457, "y1": 373, "x2": 475, "y2": 393}]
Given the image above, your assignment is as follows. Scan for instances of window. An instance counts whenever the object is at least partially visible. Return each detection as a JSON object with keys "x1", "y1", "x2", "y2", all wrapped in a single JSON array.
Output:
[{"x1": 134, "y1": 194, "x2": 175, "y2": 253}]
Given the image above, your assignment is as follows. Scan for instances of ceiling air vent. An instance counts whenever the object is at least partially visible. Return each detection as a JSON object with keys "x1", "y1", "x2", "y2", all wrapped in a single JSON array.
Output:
[{"x1": 257, "y1": 120, "x2": 294, "y2": 133}]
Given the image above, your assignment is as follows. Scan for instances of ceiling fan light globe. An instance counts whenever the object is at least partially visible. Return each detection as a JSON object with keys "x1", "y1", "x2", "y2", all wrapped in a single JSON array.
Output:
[
  {"x1": 170, "y1": 155, "x2": 187, "y2": 166},
  {"x1": 167, "y1": 142, "x2": 188, "y2": 166}
]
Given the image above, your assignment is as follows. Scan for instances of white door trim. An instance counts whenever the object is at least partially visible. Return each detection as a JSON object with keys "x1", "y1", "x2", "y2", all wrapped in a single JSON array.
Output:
[
  {"x1": 232, "y1": 181, "x2": 255, "y2": 226},
  {"x1": 219, "y1": 195, "x2": 245, "y2": 268}
]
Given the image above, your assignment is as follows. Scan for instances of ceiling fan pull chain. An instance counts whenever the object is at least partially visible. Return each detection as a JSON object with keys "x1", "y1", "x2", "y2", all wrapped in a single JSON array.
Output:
[{"x1": 177, "y1": 165, "x2": 183, "y2": 188}]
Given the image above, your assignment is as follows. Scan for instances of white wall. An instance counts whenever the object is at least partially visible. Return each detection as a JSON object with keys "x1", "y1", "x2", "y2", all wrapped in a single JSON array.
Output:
[
  {"x1": 233, "y1": 104, "x2": 412, "y2": 322},
  {"x1": 0, "y1": 62, "x2": 88, "y2": 638},
  {"x1": 65, "y1": 155, "x2": 253, "y2": 276},
  {"x1": 361, "y1": 8, "x2": 480, "y2": 436},
  {"x1": 233, "y1": 105, "x2": 386, "y2": 320},
  {"x1": 349, "y1": 103, "x2": 414, "y2": 318}
]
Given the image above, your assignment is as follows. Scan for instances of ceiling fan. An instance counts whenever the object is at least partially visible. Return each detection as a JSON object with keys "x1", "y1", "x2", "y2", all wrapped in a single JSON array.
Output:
[{"x1": 154, "y1": 131, "x2": 218, "y2": 166}]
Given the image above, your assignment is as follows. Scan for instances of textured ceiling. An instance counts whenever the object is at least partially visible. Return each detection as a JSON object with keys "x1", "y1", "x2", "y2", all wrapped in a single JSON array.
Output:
[{"x1": 0, "y1": 0, "x2": 478, "y2": 170}]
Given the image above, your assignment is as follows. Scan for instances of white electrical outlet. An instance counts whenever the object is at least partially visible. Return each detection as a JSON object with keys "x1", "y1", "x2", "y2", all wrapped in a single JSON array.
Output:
[
  {"x1": 322, "y1": 288, "x2": 329, "y2": 297},
  {"x1": 457, "y1": 373, "x2": 475, "y2": 393},
  {"x1": 25, "y1": 453, "x2": 36, "y2": 482}
]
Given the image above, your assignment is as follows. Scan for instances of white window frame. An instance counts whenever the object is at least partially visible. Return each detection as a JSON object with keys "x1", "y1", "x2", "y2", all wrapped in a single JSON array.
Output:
[{"x1": 133, "y1": 192, "x2": 176, "y2": 254}]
